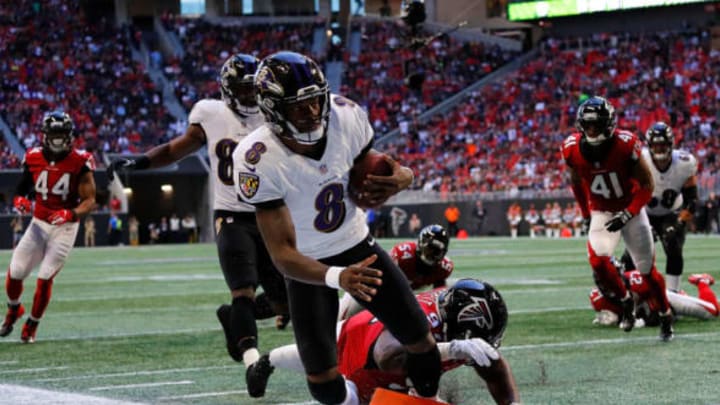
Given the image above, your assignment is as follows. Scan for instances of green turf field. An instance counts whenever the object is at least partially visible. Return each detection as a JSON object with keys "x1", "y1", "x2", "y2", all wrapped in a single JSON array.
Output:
[{"x1": 0, "y1": 236, "x2": 718, "y2": 404}]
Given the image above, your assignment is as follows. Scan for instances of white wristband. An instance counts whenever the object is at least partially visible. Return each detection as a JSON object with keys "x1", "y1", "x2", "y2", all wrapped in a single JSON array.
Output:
[{"x1": 324, "y1": 266, "x2": 345, "y2": 289}]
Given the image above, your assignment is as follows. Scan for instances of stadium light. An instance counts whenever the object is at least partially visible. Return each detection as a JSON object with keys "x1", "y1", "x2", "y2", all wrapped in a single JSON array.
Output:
[
  {"x1": 123, "y1": 187, "x2": 133, "y2": 195},
  {"x1": 161, "y1": 184, "x2": 173, "y2": 193}
]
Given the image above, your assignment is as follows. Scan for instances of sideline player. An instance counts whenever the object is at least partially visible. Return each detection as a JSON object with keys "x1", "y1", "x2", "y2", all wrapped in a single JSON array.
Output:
[
  {"x1": 1, "y1": 111, "x2": 97, "y2": 343},
  {"x1": 107, "y1": 54, "x2": 288, "y2": 368},
  {"x1": 620, "y1": 122, "x2": 698, "y2": 292},
  {"x1": 234, "y1": 51, "x2": 442, "y2": 404},
  {"x1": 247, "y1": 279, "x2": 520, "y2": 404},
  {"x1": 561, "y1": 96, "x2": 674, "y2": 341},
  {"x1": 338, "y1": 224, "x2": 453, "y2": 321}
]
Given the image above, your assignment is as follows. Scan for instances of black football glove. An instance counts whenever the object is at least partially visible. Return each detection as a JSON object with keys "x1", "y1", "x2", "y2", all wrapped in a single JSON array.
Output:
[
  {"x1": 107, "y1": 155, "x2": 150, "y2": 181},
  {"x1": 581, "y1": 217, "x2": 591, "y2": 234},
  {"x1": 604, "y1": 210, "x2": 633, "y2": 232}
]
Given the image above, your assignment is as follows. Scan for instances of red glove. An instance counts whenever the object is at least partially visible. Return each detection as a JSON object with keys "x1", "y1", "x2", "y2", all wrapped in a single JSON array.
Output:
[
  {"x1": 13, "y1": 196, "x2": 31, "y2": 214},
  {"x1": 48, "y1": 209, "x2": 77, "y2": 225}
]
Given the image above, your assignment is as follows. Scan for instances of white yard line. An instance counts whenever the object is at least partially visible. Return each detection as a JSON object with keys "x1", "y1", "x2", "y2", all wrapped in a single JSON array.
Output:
[
  {"x1": 156, "y1": 390, "x2": 253, "y2": 400},
  {"x1": 0, "y1": 384, "x2": 146, "y2": 404},
  {"x1": 0, "y1": 360, "x2": 19, "y2": 365},
  {"x1": 88, "y1": 380, "x2": 194, "y2": 391},
  {"x1": 0, "y1": 366, "x2": 69, "y2": 374},
  {"x1": 503, "y1": 331, "x2": 720, "y2": 352},
  {"x1": 35, "y1": 365, "x2": 235, "y2": 382}
]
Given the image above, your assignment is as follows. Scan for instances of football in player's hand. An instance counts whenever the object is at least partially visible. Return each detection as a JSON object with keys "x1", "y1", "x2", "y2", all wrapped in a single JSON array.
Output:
[{"x1": 349, "y1": 150, "x2": 393, "y2": 209}]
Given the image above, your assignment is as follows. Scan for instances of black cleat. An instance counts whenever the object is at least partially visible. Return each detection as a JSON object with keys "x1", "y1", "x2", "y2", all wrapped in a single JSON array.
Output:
[
  {"x1": 618, "y1": 297, "x2": 635, "y2": 332},
  {"x1": 0, "y1": 303, "x2": 25, "y2": 338},
  {"x1": 246, "y1": 354, "x2": 274, "y2": 398},
  {"x1": 659, "y1": 313, "x2": 674, "y2": 342},
  {"x1": 216, "y1": 304, "x2": 242, "y2": 362}
]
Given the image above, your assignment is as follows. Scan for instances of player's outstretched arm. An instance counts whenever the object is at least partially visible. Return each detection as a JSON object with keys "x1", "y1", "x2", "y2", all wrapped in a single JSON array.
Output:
[
  {"x1": 255, "y1": 204, "x2": 382, "y2": 301},
  {"x1": 473, "y1": 356, "x2": 521, "y2": 405},
  {"x1": 75, "y1": 171, "x2": 97, "y2": 218},
  {"x1": 107, "y1": 124, "x2": 205, "y2": 180}
]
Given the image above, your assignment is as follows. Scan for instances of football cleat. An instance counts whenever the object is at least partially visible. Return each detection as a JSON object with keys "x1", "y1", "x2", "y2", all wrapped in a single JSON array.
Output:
[
  {"x1": 246, "y1": 354, "x2": 274, "y2": 398},
  {"x1": 688, "y1": 274, "x2": 715, "y2": 286},
  {"x1": 0, "y1": 303, "x2": 25, "y2": 337},
  {"x1": 618, "y1": 297, "x2": 635, "y2": 332},
  {"x1": 216, "y1": 304, "x2": 242, "y2": 362},
  {"x1": 20, "y1": 318, "x2": 38, "y2": 344},
  {"x1": 659, "y1": 312, "x2": 674, "y2": 342}
]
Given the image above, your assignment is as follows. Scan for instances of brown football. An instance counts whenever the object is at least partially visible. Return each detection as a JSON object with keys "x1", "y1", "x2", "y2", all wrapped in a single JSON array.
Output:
[{"x1": 348, "y1": 150, "x2": 394, "y2": 208}]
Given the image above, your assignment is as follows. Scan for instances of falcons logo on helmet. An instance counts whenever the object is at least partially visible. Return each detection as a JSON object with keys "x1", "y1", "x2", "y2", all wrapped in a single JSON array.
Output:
[{"x1": 457, "y1": 296, "x2": 494, "y2": 330}]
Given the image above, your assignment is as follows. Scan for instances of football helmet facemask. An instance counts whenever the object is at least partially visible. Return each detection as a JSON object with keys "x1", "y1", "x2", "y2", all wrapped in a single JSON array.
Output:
[
  {"x1": 575, "y1": 96, "x2": 617, "y2": 146},
  {"x1": 418, "y1": 224, "x2": 449, "y2": 266},
  {"x1": 220, "y1": 53, "x2": 260, "y2": 117},
  {"x1": 41, "y1": 111, "x2": 74, "y2": 154},
  {"x1": 439, "y1": 278, "x2": 508, "y2": 347},
  {"x1": 646, "y1": 121, "x2": 673, "y2": 162},
  {"x1": 255, "y1": 51, "x2": 330, "y2": 145}
]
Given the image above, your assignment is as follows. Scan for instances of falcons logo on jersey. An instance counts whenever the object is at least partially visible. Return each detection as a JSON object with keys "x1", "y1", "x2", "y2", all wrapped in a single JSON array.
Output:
[{"x1": 458, "y1": 296, "x2": 494, "y2": 330}]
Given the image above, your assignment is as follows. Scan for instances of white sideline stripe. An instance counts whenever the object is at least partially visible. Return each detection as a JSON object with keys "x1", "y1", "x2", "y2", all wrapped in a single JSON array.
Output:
[
  {"x1": 0, "y1": 360, "x2": 19, "y2": 365},
  {"x1": 275, "y1": 402, "x2": 319, "y2": 405},
  {"x1": 0, "y1": 321, "x2": 280, "y2": 345},
  {"x1": 503, "y1": 331, "x2": 720, "y2": 352},
  {"x1": 510, "y1": 306, "x2": 587, "y2": 314},
  {"x1": 0, "y1": 384, "x2": 146, "y2": 404},
  {"x1": 88, "y1": 380, "x2": 194, "y2": 391},
  {"x1": 157, "y1": 390, "x2": 254, "y2": 400},
  {"x1": 0, "y1": 366, "x2": 69, "y2": 374},
  {"x1": 35, "y1": 365, "x2": 236, "y2": 382}
]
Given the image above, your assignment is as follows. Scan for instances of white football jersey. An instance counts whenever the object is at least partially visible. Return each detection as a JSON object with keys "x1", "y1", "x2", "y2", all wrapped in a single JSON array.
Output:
[
  {"x1": 188, "y1": 99, "x2": 265, "y2": 212},
  {"x1": 642, "y1": 148, "x2": 697, "y2": 216},
  {"x1": 234, "y1": 94, "x2": 372, "y2": 259}
]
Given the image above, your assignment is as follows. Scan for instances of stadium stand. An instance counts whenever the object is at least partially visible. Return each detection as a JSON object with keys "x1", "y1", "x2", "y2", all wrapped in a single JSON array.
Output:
[
  {"x1": 383, "y1": 29, "x2": 720, "y2": 197},
  {"x1": 0, "y1": 0, "x2": 176, "y2": 166}
]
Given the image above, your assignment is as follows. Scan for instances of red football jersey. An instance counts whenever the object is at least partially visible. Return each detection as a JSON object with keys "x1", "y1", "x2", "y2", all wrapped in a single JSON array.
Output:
[
  {"x1": 589, "y1": 270, "x2": 660, "y2": 314},
  {"x1": 337, "y1": 289, "x2": 463, "y2": 402},
  {"x1": 23, "y1": 147, "x2": 95, "y2": 223},
  {"x1": 561, "y1": 130, "x2": 642, "y2": 212},
  {"x1": 390, "y1": 242, "x2": 454, "y2": 289}
]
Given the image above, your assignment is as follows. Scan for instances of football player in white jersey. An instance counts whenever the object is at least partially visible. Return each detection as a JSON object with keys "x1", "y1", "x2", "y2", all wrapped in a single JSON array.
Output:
[
  {"x1": 107, "y1": 54, "x2": 288, "y2": 370},
  {"x1": 620, "y1": 122, "x2": 698, "y2": 292},
  {"x1": 234, "y1": 51, "x2": 442, "y2": 405}
]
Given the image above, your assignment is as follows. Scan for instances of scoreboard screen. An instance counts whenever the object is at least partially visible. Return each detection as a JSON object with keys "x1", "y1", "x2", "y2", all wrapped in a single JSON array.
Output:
[{"x1": 507, "y1": 0, "x2": 713, "y2": 21}]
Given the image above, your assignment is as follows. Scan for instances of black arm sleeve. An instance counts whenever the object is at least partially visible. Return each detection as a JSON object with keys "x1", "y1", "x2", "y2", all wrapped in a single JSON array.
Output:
[
  {"x1": 681, "y1": 185, "x2": 698, "y2": 213},
  {"x1": 15, "y1": 165, "x2": 34, "y2": 197}
]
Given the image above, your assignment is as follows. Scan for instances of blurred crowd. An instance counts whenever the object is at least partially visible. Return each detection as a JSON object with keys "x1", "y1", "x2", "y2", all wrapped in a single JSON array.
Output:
[
  {"x1": 161, "y1": 14, "x2": 319, "y2": 110},
  {"x1": 383, "y1": 29, "x2": 720, "y2": 195},
  {"x1": 0, "y1": 0, "x2": 176, "y2": 168},
  {"x1": 1, "y1": 6, "x2": 718, "y2": 203}
]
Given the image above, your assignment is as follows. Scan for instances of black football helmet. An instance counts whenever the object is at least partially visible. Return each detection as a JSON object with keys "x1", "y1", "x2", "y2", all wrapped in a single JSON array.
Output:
[
  {"x1": 255, "y1": 51, "x2": 330, "y2": 145},
  {"x1": 645, "y1": 121, "x2": 673, "y2": 162},
  {"x1": 576, "y1": 96, "x2": 617, "y2": 146},
  {"x1": 439, "y1": 278, "x2": 508, "y2": 347},
  {"x1": 41, "y1": 111, "x2": 74, "y2": 154},
  {"x1": 418, "y1": 224, "x2": 449, "y2": 266},
  {"x1": 220, "y1": 53, "x2": 260, "y2": 117}
]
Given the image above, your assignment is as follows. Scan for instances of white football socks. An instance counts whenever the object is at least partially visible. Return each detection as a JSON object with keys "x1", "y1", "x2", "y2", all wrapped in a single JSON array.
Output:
[
  {"x1": 666, "y1": 274, "x2": 680, "y2": 292},
  {"x1": 243, "y1": 348, "x2": 260, "y2": 368},
  {"x1": 268, "y1": 344, "x2": 304, "y2": 372}
]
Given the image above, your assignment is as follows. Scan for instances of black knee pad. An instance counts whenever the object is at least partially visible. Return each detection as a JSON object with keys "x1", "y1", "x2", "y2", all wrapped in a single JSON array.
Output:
[
  {"x1": 406, "y1": 345, "x2": 441, "y2": 397},
  {"x1": 307, "y1": 375, "x2": 346, "y2": 405},
  {"x1": 231, "y1": 296, "x2": 258, "y2": 352}
]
